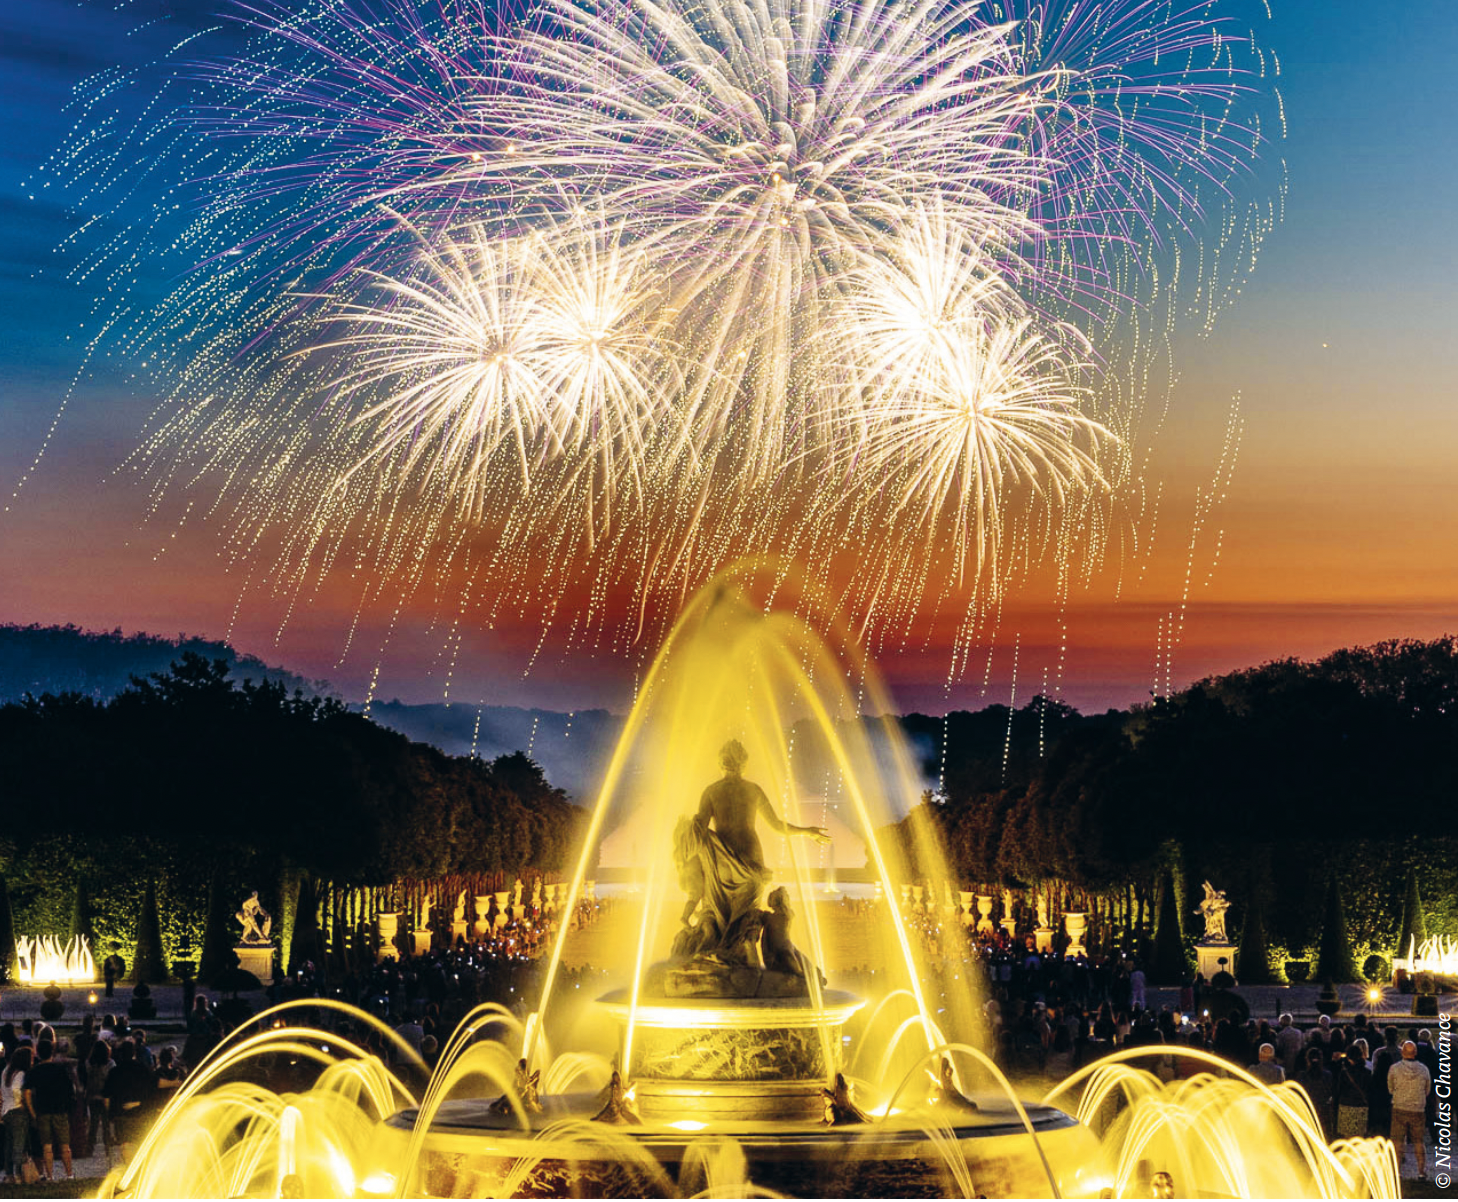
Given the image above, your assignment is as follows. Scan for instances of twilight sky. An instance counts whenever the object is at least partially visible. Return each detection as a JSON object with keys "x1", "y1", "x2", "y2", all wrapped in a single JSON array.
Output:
[{"x1": 1, "y1": 0, "x2": 1455, "y2": 716}]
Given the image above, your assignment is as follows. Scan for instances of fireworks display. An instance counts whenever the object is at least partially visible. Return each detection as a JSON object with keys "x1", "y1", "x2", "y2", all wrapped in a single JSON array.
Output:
[{"x1": 27, "y1": 0, "x2": 1283, "y2": 691}]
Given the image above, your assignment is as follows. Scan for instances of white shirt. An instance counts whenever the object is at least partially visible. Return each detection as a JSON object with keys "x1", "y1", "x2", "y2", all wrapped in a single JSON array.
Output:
[{"x1": 0, "y1": 1070, "x2": 24, "y2": 1117}]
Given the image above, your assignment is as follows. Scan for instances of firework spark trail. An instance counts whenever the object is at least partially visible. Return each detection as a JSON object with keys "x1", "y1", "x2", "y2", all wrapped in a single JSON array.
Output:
[{"x1": 18, "y1": 0, "x2": 1283, "y2": 686}]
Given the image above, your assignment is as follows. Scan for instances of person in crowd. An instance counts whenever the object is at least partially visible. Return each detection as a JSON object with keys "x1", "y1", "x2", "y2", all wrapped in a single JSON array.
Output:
[
  {"x1": 1415, "y1": 1029, "x2": 1440, "y2": 1138},
  {"x1": 393, "y1": 1012, "x2": 425, "y2": 1055},
  {"x1": 1389, "y1": 1040, "x2": 1432, "y2": 1181},
  {"x1": 24, "y1": 1040, "x2": 76, "y2": 1182},
  {"x1": 73, "y1": 1015, "x2": 98, "y2": 1085},
  {"x1": 1369, "y1": 1025, "x2": 1401, "y2": 1135},
  {"x1": 1276, "y1": 1014, "x2": 1304, "y2": 1078},
  {"x1": 1, "y1": 1046, "x2": 33, "y2": 1184},
  {"x1": 153, "y1": 1048, "x2": 186, "y2": 1099},
  {"x1": 1250, "y1": 1043, "x2": 1285, "y2": 1086},
  {"x1": 84, "y1": 1040, "x2": 114, "y2": 1159},
  {"x1": 103, "y1": 1042, "x2": 154, "y2": 1166},
  {"x1": 133, "y1": 1029, "x2": 154, "y2": 1071},
  {"x1": 183, "y1": 996, "x2": 215, "y2": 1069},
  {"x1": 1129, "y1": 964, "x2": 1147, "y2": 1011},
  {"x1": 1297, "y1": 1046, "x2": 1335, "y2": 1140},
  {"x1": 1335, "y1": 1044, "x2": 1371, "y2": 1139}
]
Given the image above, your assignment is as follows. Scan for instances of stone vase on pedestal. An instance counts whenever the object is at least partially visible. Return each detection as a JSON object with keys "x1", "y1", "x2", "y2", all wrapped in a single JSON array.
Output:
[
  {"x1": 976, "y1": 895, "x2": 995, "y2": 935},
  {"x1": 376, "y1": 912, "x2": 400, "y2": 962},
  {"x1": 493, "y1": 891, "x2": 511, "y2": 929},
  {"x1": 1063, "y1": 911, "x2": 1089, "y2": 958},
  {"x1": 472, "y1": 896, "x2": 492, "y2": 938},
  {"x1": 959, "y1": 891, "x2": 975, "y2": 927}
]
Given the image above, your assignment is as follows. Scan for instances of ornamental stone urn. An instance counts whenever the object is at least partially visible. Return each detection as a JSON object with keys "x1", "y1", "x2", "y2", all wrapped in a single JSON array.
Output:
[
  {"x1": 976, "y1": 895, "x2": 995, "y2": 935},
  {"x1": 1063, "y1": 911, "x2": 1089, "y2": 957}
]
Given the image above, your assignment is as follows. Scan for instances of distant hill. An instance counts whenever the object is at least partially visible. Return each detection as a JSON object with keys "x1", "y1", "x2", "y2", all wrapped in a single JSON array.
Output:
[
  {"x1": 362, "y1": 700, "x2": 621, "y2": 802},
  {"x1": 0, "y1": 623, "x2": 325, "y2": 700},
  {"x1": 0, "y1": 622, "x2": 618, "y2": 801}
]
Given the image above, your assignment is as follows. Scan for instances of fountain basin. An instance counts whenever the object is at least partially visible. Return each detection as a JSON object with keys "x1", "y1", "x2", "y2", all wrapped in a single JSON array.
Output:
[{"x1": 379, "y1": 1092, "x2": 1098, "y2": 1198}]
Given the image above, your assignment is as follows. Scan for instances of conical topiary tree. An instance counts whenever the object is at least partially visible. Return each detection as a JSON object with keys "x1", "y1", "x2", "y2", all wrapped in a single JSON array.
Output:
[
  {"x1": 200, "y1": 874, "x2": 237, "y2": 983},
  {"x1": 1398, "y1": 868, "x2": 1427, "y2": 962},
  {"x1": 1237, "y1": 894, "x2": 1275, "y2": 984},
  {"x1": 131, "y1": 880, "x2": 169, "y2": 985},
  {"x1": 70, "y1": 881, "x2": 96, "y2": 953},
  {"x1": 1316, "y1": 874, "x2": 1360, "y2": 984},
  {"x1": 1151, "y1": 868, "x2": 1189, "y2": 984},
  {"x1": 0, "y1": 875, "x2": 17, "y2": 985}
]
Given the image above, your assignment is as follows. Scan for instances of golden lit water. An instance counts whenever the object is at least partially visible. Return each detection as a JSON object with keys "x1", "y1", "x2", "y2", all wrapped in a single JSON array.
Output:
[{"x1": 101, "y1": 567, "x2": 1402, "y2": 1198}]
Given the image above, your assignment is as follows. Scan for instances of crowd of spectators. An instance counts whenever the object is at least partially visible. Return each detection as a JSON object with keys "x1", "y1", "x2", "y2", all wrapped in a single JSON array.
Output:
[{"x1": 1, "y1": 1012, "x2": 191, "y2": 1183}]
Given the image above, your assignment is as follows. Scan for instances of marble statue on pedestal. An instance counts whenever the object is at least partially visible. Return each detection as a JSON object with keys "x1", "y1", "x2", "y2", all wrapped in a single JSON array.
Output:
[
  {"x1": 237, "y1": 892, "x2": 272, "y2": 944},
  {"x1": 1195, "y1": 881, "x2": 1232, "y2": 944}
]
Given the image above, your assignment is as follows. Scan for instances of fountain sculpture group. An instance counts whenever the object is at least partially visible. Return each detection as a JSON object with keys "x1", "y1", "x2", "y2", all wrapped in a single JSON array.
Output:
[{"x1": 97, "y1": 572, "x2": 1401, "y2": 1200}]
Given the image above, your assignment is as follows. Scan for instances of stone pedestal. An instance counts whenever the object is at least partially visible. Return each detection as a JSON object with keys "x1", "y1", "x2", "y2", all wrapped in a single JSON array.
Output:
[
  {"x1": 450, "y1": 920, "x2": 468, "y2": 947},
  {"x1": 234, "y1": 944, "x2": 274, "y2": 982},
  {"x1": 1000, "y1": 918, "x2": 1017, "y2": 939},
  {"x1": 1034, "y1": 926, "x2": 1055, "y2": 954},
  {"x1": 411, "y1": 930, "x2": 431, "y2": 957},
  {"x1": 600, "y1": 988, "x2": 864, "y2": 1123},
  {"x1": 1063, "y1": 911, "x2": 1088, "y2": 958},
  {"x1": 976, "y1": 895, "x2": 995, "y2": 935},
  {"x1": 1195, "y1": 942, "x2": 1235, "y2": 983},
  {"x1": 511, "y1": 905, "x2": 526, "y2": 922}
]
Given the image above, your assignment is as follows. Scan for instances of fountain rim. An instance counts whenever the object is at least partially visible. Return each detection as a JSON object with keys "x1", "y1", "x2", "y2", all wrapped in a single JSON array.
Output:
[
  {"x1": 596, "y1": 988, "x2": 865, "y2": 1030},
  {"x1": 382, "y1": 1094, "x2": 1082, "y2": 1148}
]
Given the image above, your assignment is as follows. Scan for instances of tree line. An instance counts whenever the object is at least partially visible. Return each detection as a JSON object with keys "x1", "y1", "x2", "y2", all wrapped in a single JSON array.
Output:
[
  {"x1": 888, "y1": 636, "x2": 1458, "y2": 981},
  {"x1": 0, "y1": 654, "x2": 586, "y2": 982}
]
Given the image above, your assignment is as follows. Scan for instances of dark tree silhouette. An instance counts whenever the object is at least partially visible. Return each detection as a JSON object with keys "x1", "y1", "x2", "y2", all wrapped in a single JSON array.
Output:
[
  {"x1": 1397, "y1": 867, "x2": 1427, "y2": 961},
  {"x1": 1316, "y1": 875, "x2": 1360, "y2": 984},
  {"x1": 0, "y1": 875, "x2": 16, "y2": 984},
  {"x1": 1150, "y1": 868, "x2": 1188, "y2": 985},
  {"x1": 1237, "y1": 895, "x2": 1274, "y2": 985},
  {"x1": 131, "y1": 880, "x2": 169, "y2": 984}
]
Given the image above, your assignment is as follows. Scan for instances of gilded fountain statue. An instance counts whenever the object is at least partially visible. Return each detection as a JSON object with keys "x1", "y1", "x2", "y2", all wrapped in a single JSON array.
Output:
[{"x1": 664, "y1": 739, "x2": 830, "y2": 995}]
